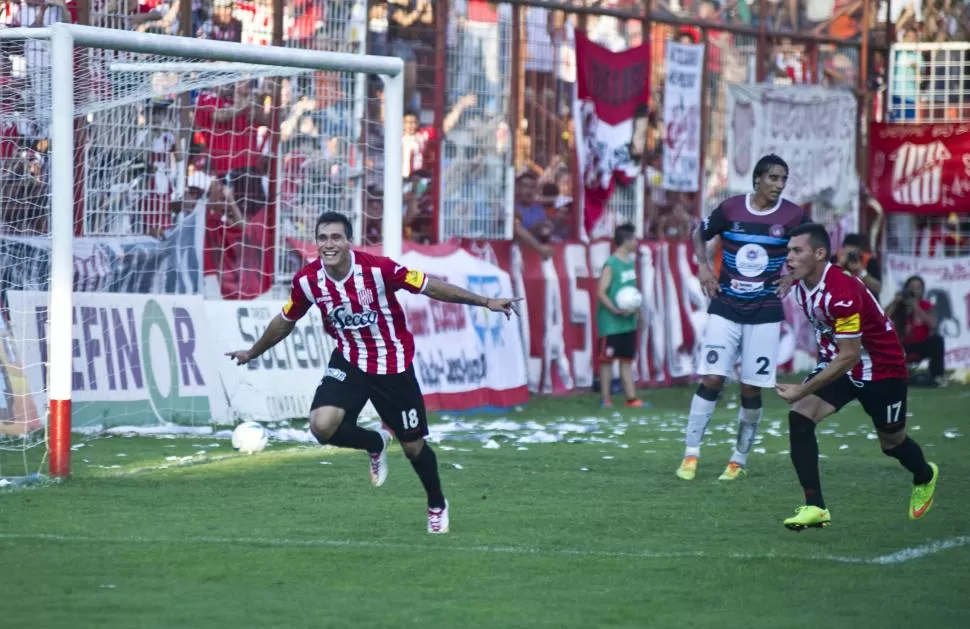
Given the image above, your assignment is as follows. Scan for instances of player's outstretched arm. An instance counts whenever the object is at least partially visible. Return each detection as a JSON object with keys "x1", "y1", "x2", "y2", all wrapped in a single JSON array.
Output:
[
  {"x1": 226, "y1": 315, "x2": 296, "y2": 365},
  {"x1": 422, "y1": 277, "x2": 522, "y2": 319}
]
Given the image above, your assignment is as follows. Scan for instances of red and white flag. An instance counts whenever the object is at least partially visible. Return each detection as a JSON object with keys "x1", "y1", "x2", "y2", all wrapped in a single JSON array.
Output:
[{"x1": 573, "y1": 31, "x2": 651, "y2": 237}]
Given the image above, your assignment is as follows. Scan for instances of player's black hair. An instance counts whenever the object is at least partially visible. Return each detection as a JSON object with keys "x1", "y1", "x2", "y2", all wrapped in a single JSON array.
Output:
[
  {"x1": 614, "y1": 223, "x2": 636, "y2": 247},
  {"x1": 789, "y1": 222, "x2": 830, "y2": 256},
  {"x1": 404, "y1": 109, "x2": 420, "y2": 120},
  {"x1": 752, "y1": 153, "x2": 789, "y2": 189},
  {"x1": 842, "y1": 233, "x2": 864, "y2": 248},
  {"x1": 316, "y1": 211, "x2": 353, "y2": 239}
]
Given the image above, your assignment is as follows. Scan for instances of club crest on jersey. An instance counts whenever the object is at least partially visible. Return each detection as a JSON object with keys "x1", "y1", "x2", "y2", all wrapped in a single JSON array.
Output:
[
  {"x1": 735, "y1": 243, "x2": 769, "y2": 278},
  {"x1": 357, "y1": 288, "x2": 374, "y2": 307},
  {"x1": 329, "y1": 305, "x2": 378, "y2": 330}
]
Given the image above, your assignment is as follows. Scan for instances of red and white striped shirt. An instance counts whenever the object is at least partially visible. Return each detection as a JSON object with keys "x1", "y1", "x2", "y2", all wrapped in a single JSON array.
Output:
[
  {"x1": 281, "y1": 251, "x2": 428, "y2": 375},
  {"x1": 792, "y1": 264, "x2": 907, "y2": 381}
]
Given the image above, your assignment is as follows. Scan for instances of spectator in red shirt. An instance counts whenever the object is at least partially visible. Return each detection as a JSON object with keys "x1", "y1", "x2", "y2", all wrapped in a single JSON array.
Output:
[
  {"x1": 193, "y1": 80, "x2": 272, "y2": 177},
  {"x1": 886, "y1": 275, "x2": 945, "y2": 384}
]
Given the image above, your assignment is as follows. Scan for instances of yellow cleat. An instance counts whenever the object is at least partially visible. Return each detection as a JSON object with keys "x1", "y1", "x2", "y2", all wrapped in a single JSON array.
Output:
[
  {"x1": 909, "y1": 462, "x2": 939, "y2": 520},
  {"x1": 676, "y1": 456, "x2": 698, "y2": 480},
  {"x1": 783, "y1": 505, "x2": 832, "y2": 531},
  {"x1": 718, "y1": 462, "x2": 747, "y2": 481}
]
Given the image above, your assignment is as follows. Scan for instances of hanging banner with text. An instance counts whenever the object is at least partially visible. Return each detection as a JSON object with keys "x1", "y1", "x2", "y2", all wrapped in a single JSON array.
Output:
[
  {"x1": 869, "y1": 122, "x2": 970, "y2": 214},
  {"x1": 662, "y1": 41, "x2": 704, "y2": 192},
  {"x1": 726, "y1": 84, "x2": 858, "y2": 206},
  {"x1": 882, "y1": 254, "x2": 970, "y2": 369}
]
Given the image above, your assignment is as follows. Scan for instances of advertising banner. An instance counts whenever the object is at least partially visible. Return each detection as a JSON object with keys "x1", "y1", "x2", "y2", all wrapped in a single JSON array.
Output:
[
  {"x1": 206, "y1": 300, "x2": 340, "y2": 422},
  {"x1": 6, "y1": 291, "x2": 225, "y2": 428},
  {"x1": 399, "y1": 248, "x2": 530, "y2": 409},
  {"x1": 869, "y1": 122, "x2": 970, "y2": 214}
]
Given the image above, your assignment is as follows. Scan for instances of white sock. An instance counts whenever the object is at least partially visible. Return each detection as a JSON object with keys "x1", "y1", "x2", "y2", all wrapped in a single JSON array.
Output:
[
  {"x1": 684, "y1": 394, "x2": 717, "y2": 457},
  {"x1": 730, "y1": 406, "x2": 763, "y2": 466}
]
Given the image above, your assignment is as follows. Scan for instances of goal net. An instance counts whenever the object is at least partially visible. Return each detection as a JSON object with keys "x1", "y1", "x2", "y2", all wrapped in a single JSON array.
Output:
[{"x1": 0, "y1": 24, "x2": 403, "y2": 482}]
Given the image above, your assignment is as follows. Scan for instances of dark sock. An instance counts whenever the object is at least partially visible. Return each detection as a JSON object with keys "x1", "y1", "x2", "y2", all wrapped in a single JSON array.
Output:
[
  {"x1": 741, "y1": 394, "x2": 762, "y2": 409},
  {"x1": 789, "y1": 411, "x2": 825, "y2": 509},
  {"x1": 883, "y1": 436, "x2": 934, "y2": 485},
  {"x1": 409, "y1": 444, "x2": 445, "y2": 508},
  {"x1": 319, "y1": 422, "x2": 384, "y2": 454}
]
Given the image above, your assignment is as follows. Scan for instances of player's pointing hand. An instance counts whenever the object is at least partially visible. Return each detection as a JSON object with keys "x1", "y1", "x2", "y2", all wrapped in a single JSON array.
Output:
[
  {"x1": 226, "y1": 350, "x2": 253, "y2": 366},
  {"x1": 775, "y1": 383, "x2": 803, "y2": 403},
  {"x1": 485, "y1": 297, "x2": 523, "y2": 320}
]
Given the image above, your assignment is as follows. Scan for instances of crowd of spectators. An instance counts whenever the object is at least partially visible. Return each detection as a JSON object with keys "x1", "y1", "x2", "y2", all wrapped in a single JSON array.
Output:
[{"x1": 1, "y1": 0, "x2": 968, "y2": 292}]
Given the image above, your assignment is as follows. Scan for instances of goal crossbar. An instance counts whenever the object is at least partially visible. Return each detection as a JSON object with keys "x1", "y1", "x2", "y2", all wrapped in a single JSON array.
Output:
[{"x1": 9, "y1": 23, "x2": 406, "y2": 478}]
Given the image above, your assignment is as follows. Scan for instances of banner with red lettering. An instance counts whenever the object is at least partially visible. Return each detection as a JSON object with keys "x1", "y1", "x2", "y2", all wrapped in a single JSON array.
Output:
[
  {"x1": 573, "y1": 31, "x2": 650, "y2": 237},
  {"x1": 464, "y1": 239, "x2": 814, "y2": 394},
  {"x1": 869, "y1": 122, "x2": 970, "y2": 214}
]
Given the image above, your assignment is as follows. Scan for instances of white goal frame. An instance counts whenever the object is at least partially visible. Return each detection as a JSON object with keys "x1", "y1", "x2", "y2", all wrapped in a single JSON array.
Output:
[{"x1": 0, "y1": 24, "x2": 405, "y2": 478}]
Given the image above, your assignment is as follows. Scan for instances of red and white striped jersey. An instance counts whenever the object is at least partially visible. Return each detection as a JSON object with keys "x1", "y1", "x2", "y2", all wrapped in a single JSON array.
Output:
[
  {"x1": 792, "y1": 263, "x2": 907, "y2": 381},
  {"x1": 281, "y1": 251, "x2": 428, "y2": 375}
]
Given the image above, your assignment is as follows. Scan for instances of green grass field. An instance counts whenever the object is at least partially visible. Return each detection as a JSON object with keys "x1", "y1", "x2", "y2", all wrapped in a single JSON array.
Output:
[{"x1": 2, "y1": 383, "x2": 969, "y2": 629}]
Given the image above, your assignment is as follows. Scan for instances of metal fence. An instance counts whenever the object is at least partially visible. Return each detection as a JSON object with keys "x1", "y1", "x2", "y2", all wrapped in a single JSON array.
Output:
[
  {"x1": 2, "y1": 0, "x2": 891, "y2": 294},
  {"x1": 883, "y1": 41, "x2": 970, "y2": 257}
]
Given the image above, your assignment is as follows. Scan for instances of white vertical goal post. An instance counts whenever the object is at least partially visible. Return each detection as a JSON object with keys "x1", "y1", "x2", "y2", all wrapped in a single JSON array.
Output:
[{"x1": 0, "y1": 23, "x2": 405, "y2": 479}]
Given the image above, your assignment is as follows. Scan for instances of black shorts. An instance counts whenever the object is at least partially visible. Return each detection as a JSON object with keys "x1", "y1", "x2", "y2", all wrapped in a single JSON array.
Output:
[
  {"x1": 598, "y1": 331, "x2": 637, "y2": 363},
  {"x1": 311, "y1": 351, "x2": 429, "y2": 442},
  {"x1": 804, "y1": 371, "x2": 908, "y2": 432}
]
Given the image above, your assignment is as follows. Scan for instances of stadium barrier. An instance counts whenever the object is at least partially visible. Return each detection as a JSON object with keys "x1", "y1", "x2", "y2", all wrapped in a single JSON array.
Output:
[
  {"x1": 465, "y1": 238, "x2": 815, "y2": 395},
  {"x1": 1, "y1": 245, "x2": 530, "y2": 429}
]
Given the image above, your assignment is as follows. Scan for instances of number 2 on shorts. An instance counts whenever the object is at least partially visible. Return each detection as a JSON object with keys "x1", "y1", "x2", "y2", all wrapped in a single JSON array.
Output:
[{"x1": 755, "y1": 356, "x2": 771, "y2": 375}]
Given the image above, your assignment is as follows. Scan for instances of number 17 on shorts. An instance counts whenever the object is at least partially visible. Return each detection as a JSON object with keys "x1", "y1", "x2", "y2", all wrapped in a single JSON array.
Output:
[{"x1": 697, "y1": 315, "x2": 782, "y2": 388}]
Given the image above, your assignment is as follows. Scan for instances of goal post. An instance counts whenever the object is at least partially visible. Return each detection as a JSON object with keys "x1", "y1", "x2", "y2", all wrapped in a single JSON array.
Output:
[{"x1": 1, "y1": 24, "x2": 405, "y2": 480}]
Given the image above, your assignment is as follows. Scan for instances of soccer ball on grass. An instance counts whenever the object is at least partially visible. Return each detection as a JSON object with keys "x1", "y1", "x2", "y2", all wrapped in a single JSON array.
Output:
[{"x1": 232, "y1": 421, "x2": 269, "y2": 454}]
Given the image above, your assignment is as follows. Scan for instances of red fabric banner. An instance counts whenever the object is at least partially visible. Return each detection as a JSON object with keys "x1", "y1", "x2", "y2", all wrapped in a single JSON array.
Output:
[
  {"x1": 869, "y1": 122, "x2": 970, "y2": 214},
  {"x1": 573, "y1": 32, "x2": 651, "y2": 235}
]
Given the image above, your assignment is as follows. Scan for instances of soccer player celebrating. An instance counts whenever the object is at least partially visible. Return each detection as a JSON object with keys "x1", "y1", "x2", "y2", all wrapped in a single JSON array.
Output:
[
  {"x1": 676, "y1": 154, "x2": 809, "y2": 481},
  {"x1": 226, "y1": 212, "x2": 520, "y2": 534},
  {"x1": 778, "y1": 223, "x2": 939, "y2": 530}
]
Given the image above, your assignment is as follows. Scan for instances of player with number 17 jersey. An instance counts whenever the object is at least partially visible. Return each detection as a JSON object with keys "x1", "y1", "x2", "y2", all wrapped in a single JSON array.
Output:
[{"x1": 791, "y1": 263, "x2": 907, "y2": 381}]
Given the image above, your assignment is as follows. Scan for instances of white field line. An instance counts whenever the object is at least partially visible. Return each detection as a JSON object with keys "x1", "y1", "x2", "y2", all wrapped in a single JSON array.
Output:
[{"x1": 0, "y1": 532, "x2": 967, "y2": 566}]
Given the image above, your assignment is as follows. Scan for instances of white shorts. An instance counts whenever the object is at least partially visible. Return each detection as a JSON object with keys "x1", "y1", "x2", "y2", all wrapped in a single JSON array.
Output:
[{"x1": 697, "y1": 314, "x2": 782, "y2": 388}]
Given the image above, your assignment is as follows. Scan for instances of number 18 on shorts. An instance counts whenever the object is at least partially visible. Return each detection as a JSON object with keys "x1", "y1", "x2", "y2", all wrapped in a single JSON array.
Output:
[{"x1": 698, "y1": 315, "x2": 781, "y2": 388}]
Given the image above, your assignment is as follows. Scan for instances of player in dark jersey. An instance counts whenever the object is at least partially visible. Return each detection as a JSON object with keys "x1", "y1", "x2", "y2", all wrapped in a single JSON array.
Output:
[
  {"x1": 778, "y1": 223, "x2": 939, "y2": 530},
  {"x1": 226, "y1": 212, "x2": 520, "y2": 534},
  {"x1": 676, "y1": 154, "x2": 810, "y2": 482}
]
